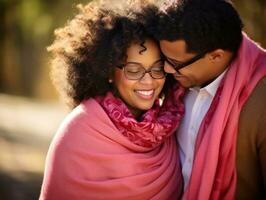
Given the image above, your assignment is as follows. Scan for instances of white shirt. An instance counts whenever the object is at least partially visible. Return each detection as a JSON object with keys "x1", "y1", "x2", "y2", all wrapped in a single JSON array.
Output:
[{"x1": 177, "y1": 71, "x2": 226, "y2": 190}]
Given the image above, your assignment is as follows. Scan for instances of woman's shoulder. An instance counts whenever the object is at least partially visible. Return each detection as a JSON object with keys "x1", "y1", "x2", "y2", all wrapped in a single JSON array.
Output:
[
  {"x1": 50, "y1": 98, "x2": 106, "y2": 146},
  {"x1": 57, "y1": 98, "x2": 105, "y2": 132}
]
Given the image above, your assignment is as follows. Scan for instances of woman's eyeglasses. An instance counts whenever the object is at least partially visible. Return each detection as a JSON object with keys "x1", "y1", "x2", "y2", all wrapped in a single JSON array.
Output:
[{"x1": 117, "y1": 60, "x2": 166, "y2": 80}]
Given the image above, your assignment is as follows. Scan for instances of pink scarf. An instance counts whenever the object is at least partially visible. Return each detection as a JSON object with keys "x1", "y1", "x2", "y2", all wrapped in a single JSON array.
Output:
[
  {"x1": 97, "y1": 83, "x2": 184, "y2": 148},
  {"x1": 40, "y1": 85, "x2": 185, "y2": 200},
  {"x1": 183, "y1": 33, "x2": 266, "y2": 200}
]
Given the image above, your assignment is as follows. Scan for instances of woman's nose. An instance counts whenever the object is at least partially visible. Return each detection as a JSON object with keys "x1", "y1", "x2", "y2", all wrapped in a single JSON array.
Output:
[{"x1": 139, "y1": 72, "x2": 153, "y2": 83}]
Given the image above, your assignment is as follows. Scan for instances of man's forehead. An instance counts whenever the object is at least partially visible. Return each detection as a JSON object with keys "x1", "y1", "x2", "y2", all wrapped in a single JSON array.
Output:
[{"x1": 160, "y1": 40, "x2": 187, "y2": 52}]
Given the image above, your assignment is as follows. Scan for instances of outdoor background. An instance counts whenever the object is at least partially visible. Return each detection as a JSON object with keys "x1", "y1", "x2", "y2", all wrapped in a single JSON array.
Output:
[{"x1": 0, "y1": 0, "x2": 266, "y2": 199}]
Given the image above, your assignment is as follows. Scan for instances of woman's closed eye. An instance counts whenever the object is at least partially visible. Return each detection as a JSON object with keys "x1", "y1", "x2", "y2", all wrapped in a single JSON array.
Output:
[{"x1": 125, "y1": 65, "x2": 142, "y2": 73}]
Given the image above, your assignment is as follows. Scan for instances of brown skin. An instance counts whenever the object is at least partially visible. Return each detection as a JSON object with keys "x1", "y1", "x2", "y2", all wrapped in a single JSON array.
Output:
[
  {"x1": 160, "y1": 40, "x2": 234, "y2": 88},
  {"x1": 113, "y1": 39, "x2": 165, "y2": 118}
]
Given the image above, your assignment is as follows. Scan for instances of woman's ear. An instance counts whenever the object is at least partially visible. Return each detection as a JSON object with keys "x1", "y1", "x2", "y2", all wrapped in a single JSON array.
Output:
[
  {"x1": 207, "y1": 49, "x2": 225, "y2": 63},
  {"x1": 108, "y1": 72, "x2": 119, "y2": 96}
]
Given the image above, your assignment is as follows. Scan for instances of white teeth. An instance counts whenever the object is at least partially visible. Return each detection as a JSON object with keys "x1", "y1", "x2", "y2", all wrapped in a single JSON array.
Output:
[{"x1": 136, "y1": 90, "x2": 154, "y2": 96}]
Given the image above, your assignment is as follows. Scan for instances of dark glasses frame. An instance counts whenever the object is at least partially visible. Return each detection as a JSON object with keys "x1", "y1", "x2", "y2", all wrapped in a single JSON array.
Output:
[{"x1": 165, "y1": 53, "x2": 205, "y2": 71}]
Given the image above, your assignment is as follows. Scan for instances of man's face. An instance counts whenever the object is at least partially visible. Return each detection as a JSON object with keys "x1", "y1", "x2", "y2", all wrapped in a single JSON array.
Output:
[{"x1": 160, "y1": 40, "x2": 228, "y2": 88}]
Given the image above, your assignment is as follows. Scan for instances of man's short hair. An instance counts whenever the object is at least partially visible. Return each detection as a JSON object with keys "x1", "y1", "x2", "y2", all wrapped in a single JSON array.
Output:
[{"x1": 142, "y1": 0, "x2": 243, "y2": 54}]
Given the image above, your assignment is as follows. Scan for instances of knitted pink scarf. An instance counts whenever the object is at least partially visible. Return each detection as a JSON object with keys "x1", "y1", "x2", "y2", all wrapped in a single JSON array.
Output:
[{"x1": 183, "y1": 33, "x2": 266, "y2": 199}]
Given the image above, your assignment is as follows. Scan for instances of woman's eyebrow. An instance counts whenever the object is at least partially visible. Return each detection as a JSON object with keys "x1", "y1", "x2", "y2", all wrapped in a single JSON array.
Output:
[
  {"x1": 126, "y1": 61, "x2": 141, "y2": 64},
  {"x1": 126, "y1": 58, "x2": 163, "y2": 65}
]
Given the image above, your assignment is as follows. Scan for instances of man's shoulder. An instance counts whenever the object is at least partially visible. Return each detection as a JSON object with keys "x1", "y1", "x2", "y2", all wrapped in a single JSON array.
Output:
[
  {"x1": 236, "y1": 76, "x2": 266, "y2": 200},
  {"x1": 239, "y1": 76, "x2": 266, "y2": 135},
  {"x1": 252, "y1": 76, "x2": 266, "y2": 94},
  {"x1": 242, "y1": 77, "x2": 266, "y2": 111}
]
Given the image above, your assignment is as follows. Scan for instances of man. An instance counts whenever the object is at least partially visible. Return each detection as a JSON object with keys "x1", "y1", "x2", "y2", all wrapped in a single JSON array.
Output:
[{"x1": 140, "y1": 0, "x2": 266, "y2": 199}]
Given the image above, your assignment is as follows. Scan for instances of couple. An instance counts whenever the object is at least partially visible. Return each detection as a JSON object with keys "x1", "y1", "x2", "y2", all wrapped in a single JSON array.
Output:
[{"x1": 40, "y1": 0, "x2": 266, "y2": 199}]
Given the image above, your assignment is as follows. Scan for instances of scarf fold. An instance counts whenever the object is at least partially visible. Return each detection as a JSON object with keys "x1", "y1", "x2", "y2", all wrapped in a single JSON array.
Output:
[
  {"x1": 97, "y1": 83, "x2": 185, "y2": 148},
  {"x1": 183, "y1": 33, "x2": 266, "y2": 200},
  {"x1": 40, "y1": 84, "x2": 185, "y2": 200}
]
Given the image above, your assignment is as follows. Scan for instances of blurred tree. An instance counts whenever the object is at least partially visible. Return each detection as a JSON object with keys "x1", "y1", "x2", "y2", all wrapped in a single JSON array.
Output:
[
  {"x1": 0, "y1": 0, "x2": 89, "y2": 99},
  {"x1": 233, "y1": 0, "x2": 266, "y2": 47}
]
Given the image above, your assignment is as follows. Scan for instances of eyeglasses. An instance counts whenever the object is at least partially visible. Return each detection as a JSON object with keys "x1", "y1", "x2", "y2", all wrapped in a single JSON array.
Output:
[
  {"x1": 165, "y1": 53, "x2": 205, "y2": 71},
  {"x1": 116, "y1": 60, "x2": 166, "y2": 80}
]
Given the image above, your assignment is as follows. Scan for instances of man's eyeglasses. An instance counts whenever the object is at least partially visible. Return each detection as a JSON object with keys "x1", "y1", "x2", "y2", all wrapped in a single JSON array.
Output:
[
  {"x1": 165, "y1": 53, "x2": 205, "y2": 71},
  {"x1": 116, "y1": 60, "x2": 166, "y2": 80}
]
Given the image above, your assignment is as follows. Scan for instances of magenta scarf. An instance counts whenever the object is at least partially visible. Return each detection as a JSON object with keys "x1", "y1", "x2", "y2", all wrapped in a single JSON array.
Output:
[
  {"x1": 96, "y1": 83, "x2": 185, "y2": 148},
  {"x1": 183, "y1": 33, "x2": 266, "y2": 200}
]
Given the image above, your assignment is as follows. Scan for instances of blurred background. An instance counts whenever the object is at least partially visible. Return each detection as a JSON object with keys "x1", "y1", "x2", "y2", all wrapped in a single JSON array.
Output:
[{"x1": 0, "y1": 0, "x2": 265, "y2": 199}]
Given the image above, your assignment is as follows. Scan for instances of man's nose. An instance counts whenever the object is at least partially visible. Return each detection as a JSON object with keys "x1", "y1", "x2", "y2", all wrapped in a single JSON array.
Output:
[{"x1": 164, "y1": 62, "x2": 176, "y2": 74}]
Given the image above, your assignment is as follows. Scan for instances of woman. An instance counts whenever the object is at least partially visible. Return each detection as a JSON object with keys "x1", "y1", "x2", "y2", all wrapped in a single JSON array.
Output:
[{"x1": 39, "y1": 1, "x2": 184, "y2": 199}]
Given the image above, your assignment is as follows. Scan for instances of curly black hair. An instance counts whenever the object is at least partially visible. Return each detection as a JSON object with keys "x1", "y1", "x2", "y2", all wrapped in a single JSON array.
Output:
[
  {"x1": 48, "y1": 0, "x2": 160, "y2": 108},
  {"x1": 138, "y1": 0, "x2": 243, "y2": 54}
]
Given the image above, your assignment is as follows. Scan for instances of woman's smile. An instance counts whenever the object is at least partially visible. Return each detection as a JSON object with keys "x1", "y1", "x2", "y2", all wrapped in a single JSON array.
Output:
[{"x1": 135, "y1": 89, "x2": 155, "y2": 100}]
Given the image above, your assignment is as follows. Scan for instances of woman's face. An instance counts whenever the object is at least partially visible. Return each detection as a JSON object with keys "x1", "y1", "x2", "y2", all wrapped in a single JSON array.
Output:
[{"x1": 113, "y1": 39, "x2": 165, "y2": 117}]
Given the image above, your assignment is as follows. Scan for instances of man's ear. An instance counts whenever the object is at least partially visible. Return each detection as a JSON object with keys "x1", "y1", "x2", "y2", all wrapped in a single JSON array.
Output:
[{"x1": 207, "y1": 49, "x2": 226, "y2": 63}]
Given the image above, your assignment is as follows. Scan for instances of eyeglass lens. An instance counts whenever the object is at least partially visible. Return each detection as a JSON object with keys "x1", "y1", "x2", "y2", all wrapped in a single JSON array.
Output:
[{"x1": 123, "y1": 60, "x2": 165, "y2": 80}]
